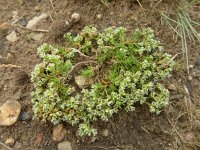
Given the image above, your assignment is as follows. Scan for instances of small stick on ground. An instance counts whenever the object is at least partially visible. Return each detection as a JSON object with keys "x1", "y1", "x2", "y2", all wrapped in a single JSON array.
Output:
[
  {"x1": 137, "y1": 0, "x2": 144, "y2": 10},
  {"x1": 75, "y1": 49, "x2": 95, "y2": 60},
  {"x1": 0, "y1": 141, "x2": 13, "y2": 150},
  {"x1": 183, "y1": 85, "x2": 193, "y2": 127},
  {"x1": 172, "y1": 53, "x2": 181, "y2": 60},
  {"x1": 100, "y1": 0, "x2": 110, "y2": 8},
  {"x1": 0, "y1": 64, "x2": 21, "y2": 68},
  {"x1": 64, "y1": 61, "x2": 98, "y2": 81},
  {"x1": 167, "y1": 118, "x2": 185, "y2": 143},
  {"x1": 49, "y1": 0, "x2": 57, "y2": 16}
]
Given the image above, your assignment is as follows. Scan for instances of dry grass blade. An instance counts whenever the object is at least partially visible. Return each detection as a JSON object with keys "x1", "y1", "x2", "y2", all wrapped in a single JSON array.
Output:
[
  {"x1": 0, "y1": 141, "x2": 13, "y2": 150},
  {"x1": 160, "y1": 0, "x2": 200, "y2": 74}
]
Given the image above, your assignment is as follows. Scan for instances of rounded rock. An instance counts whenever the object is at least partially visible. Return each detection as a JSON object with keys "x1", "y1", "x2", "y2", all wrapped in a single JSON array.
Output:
[
  {"x1": 96, "y1": 14, "x2": 102, "y2": 20},
  {"x1": 71, "y1": 13, "x2": 80, "y2": 23},
  {"x1": 65, "y1": 21, "x2": 70, "y2": 27},
  {"x1": 53, "y1": 124, "x2": 66, "y2": 142},
  {"x1": 0, "y1": 100, "x2": 21, "y2": 126},
  {"x1": 58, "y1": 141, "x2": 73, "y2": 150},
  {"x1": 5, "y1": 137, "x2": 15, "y2": 146},
  {"x1": 168, "y1": 84, "x2": 177, "y2": 91}
]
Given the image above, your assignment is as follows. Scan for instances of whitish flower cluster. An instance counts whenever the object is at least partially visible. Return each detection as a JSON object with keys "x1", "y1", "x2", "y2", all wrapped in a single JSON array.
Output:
[{"x1": 31, "y1": 26, "x2": 175, "y2": 136}]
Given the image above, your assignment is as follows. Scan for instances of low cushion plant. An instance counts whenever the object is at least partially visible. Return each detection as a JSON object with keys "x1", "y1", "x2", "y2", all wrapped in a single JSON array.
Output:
[{"x1": 31, "y1": 26, "x2": 175, "y2": 136}]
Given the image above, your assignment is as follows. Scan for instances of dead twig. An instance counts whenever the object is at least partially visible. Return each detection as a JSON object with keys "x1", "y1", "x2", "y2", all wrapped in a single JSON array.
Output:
[
  {"x1": 100, "y1": 0, "x2": 110, "y2": 8},
  {"x1": 137, "y1": 0, "x2": 144, "y2": 10},
  {"x1": 172, "y1": 53, "x2": 181, "y2": 60},
  {"x1": 65, "y1": 61, "x2": 98, "y2": 80},
  {"x1": 82, "y1": 145, "x2": 130, "y2": 150},
  {"x1": 49, "y1": 0, "x2": 57, "y2": 16},
  {"x1": 183, "y1": 85, "x2": 193, "y2": 127},
  {"x1": 167, "y1": 118, "x2": 185, "y2": 143},
  {"x1": 0, "y1": 64, "x2": 21, "y2": 68},
  {"x1": 75, "y1": 49, "x2": 95, "y2": 60},
  {"x1": 0, "y1": 141, "x2": 13, "y2": 150}
]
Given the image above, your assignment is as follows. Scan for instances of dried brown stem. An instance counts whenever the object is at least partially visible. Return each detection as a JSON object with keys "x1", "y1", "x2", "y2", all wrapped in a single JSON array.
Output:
[{"x1": 64, "y1": 61, "x2": 98, "y2": 81}]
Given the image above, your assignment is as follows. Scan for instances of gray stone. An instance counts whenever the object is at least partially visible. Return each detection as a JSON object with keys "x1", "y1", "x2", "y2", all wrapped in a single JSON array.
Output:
[
  {"x1": 19, "y1": 111, "x2": 31, "y2": 121},
  {"x1": 18, "y1": 18, "x2": 28, "y2": 26},
  {"x1": 29, "y1": 33, "x2": 44, "y2": 41},
  {"x1": 58, "y1": 141, "x2": 73, "y2": 150},
  {"x1": 6, "y1": 31, "x2": 18, "y2": 42}
]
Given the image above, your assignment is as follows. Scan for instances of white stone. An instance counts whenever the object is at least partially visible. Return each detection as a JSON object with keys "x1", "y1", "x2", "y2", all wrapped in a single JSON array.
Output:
[
  {"x1": 26, "y1": 13, "x2": 48, "y2": 29},
  {"x1": 71, "y1": 13, "x2": 80, "y2": 23}
]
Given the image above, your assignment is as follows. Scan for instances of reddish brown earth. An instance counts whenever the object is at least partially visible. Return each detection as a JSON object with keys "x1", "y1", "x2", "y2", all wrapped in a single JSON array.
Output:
[{"x1": 0, "y1": 0, "x2": 200, "y2": 150}]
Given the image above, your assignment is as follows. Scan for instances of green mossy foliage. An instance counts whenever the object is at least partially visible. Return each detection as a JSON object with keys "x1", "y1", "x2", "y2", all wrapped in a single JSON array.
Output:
[{"x1": 31, "y1": 26, "x2": 175, "y2": 136}]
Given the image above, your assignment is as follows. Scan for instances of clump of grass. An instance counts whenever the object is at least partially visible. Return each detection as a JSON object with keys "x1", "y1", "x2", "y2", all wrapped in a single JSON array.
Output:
[
  {"x1": 161, "y1": 0, "x2": 200, "y2": 74},
  {"x1": 81, "y1": 66, "x2": 95, "y2": 78},
  {"x1": 31, "y1": 26, "x2": 175, "y2": 136}
]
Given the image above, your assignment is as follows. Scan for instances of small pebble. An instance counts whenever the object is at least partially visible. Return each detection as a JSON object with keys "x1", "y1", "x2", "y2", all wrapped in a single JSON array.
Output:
[
  {"x1": 185, "y1": 132, "x2": 195, "y2": 143},
  {"x1": 71, "y1": 13, "x2": 80, "y2": 23},
  {"x1": 188, "y1": 75, "x2": 193, "y2": 81},
  {"x1": 5, "y1": 137, "x2": 15, "y2": 146},
  {"x1": 14, "y1": 142, "x2": 22, "y2": 149},
  {"x1": 19, "y1": 111, "x2": 31, "y2": 121},
  {"x1": 189, "y1": 65, "x2": 194, "y2": 69},
  {"x1": 65, "y1": 21, "x2": 70, "y2": 27},
  {"x1": 34, "y1": 6, "x2": 40, "y2": 12},
  {"x1": 53, "y1": 124, "x2": 66, "y2": 142},
  {"x1": 102, "y1": 129, "x2": 109, "y2": 137},
  {"x1": 75, "y1": 76, "x2": 94, "y2": 89},
  {"x1": 6, "y1": 31, "x2": 18, "y2": 42},
  {"x1": 96, "y1": 14, "x2": 102, "y2": 20},
  {"x1": 5, "y1": 53, "x2": 15, "y2": 64},
  {"x1": 168, "y1": 84, "x2": 177, "y2": 91},
  {"x1": 58, "y1": 141, "x2": 73, "y2": 150},
  {"x1": 29, "y1": 33, "x2": 44, "y2": 41},
  {"x1": 18, "y1": 18, "x2": 28, "y2": 26}
]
